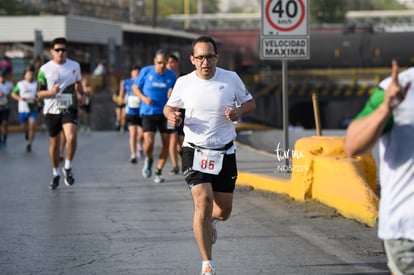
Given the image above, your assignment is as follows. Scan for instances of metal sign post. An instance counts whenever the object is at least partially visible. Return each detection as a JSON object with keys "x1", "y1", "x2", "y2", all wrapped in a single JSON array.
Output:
[
  {"x1": 34, "y1": 30, "x2": 43, "y2": 63},
  {"x1": 282, "y1": 59, "x2": 289, "y2": 167},
  {"x1": 260, "y1": 0, "x2": 310, "y2": 169}
]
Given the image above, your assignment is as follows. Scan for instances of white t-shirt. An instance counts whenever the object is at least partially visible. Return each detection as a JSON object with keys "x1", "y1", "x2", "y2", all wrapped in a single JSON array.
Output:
[
  {"x1": 38, "y1": 58, "x2": 82, "y2": 114},
  {"x1": 13, "y1": 80, "x2": 38, "y2": 113},
  {"x1": 377, "y1": 67, "x2": 414, "y2": 240},
  {"x1": 167, "y1": 67, "x2": 253, "y2": 150},
  {"x1": 0, "y1": 80, "x2": 13, "y2": 107}
]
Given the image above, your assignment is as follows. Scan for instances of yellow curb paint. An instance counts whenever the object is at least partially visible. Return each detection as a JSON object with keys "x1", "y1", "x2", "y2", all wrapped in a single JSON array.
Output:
[
  {"x1": 9, "y1": 125, "x2": 43, "y2": 133},
  {"x1": 235, "y1": 122, "x2": 274, "y2": 131},
  {"x1": 237, "y1": 172, "x2": 291, "y2": 195}
]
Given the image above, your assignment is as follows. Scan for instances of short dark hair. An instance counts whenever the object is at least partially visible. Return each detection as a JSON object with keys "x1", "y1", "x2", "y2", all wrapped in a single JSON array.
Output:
[
  {"x1": 131, "y1": 65, "x2": 141, "y2": 71},
  {"x1": 168, "y1": 53, "x2": 179, "y2": 62},
  {"x1": 154, "y1": 49, "x2": 167, "y2": 58},
  {"x1": 192, "y1": 36, "x2": 218, "y2": 54},
  {"x1": 51, "y1": 37, "x2": 67, "y2": 49},
  {"x1": 25, "y1": 64, "x2": 35, "y2": 73}
]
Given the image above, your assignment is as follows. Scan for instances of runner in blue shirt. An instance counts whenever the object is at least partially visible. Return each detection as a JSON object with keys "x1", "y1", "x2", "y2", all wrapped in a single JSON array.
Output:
[
  {"x1": 132, "y1": 50, "x2": 177, "y2": 183},
  {"x1": 119, "y1": 65, "x2": 144, "y2": 164}
]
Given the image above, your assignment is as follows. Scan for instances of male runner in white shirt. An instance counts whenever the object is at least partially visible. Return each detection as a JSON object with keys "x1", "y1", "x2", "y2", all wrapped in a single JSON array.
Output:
[
  {"x1": 164, "y1": 36, "x2": 256, "y2": 275},
  {"x1": 37, "y1": 37, "x2": 85, "y2": 190}
]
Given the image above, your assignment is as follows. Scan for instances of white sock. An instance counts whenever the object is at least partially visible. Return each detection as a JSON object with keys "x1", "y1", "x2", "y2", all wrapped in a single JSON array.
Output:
[
  {"x1": 53, "y1": 168, "x2": 60, "y2": 176},
  {"x1": 202, "y1": 260, "x2": 214, "y2": 271},
  {"x1": 64, "y1": 160, "x2": 72, "y2": 170},
  {"x1": 131, "y1": 153, "x2": 136, "y2": 158}
]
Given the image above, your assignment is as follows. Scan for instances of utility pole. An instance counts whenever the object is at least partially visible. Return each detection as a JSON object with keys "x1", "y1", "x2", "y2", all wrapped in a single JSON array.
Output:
[
  {"x1": 198, "y1": 0, "x2": 204, "y2": 30},
  {"x1": 129, "y1": 0, "x2": 136, "y2": 24},
  {"x1": 184, "y1": 0, "x2": 190, "y2": 29},
  {"x1": 152, "y1": 0, "x2": 157, "y2": 28}
]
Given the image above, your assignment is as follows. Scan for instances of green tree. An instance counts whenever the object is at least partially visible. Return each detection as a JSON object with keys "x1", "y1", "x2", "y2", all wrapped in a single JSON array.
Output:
[
  {"x1": 0, "y1": 0, "x2": 40, "y2": 15},
  {"x1": 310, "y1": 0, "x2": 346, "y2": 24},
  {"x1": 143, "y1": 0, "x2": 219, "y2": 18},
  {"x1": 311, "y1": 0, "x2": 407, "y2": 24},
  {"x1": 345, "y1": 0, "x2": 405, "y2": 10}
]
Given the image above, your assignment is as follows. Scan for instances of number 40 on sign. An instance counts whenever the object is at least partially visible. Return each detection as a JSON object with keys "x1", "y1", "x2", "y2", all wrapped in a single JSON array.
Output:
[{"x1": 262, "y1": 0, "x2": 308, "y2": 36}]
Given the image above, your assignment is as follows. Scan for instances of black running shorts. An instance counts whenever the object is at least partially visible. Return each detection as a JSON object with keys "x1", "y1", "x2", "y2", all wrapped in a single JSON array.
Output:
[
  {"x1": 45, "y1": 108, "x2": 78, "y2": 137},
  {"x1": 181, "y1": 146, "x2": 237, "y2": 193},
  {"x1": 141, "y1": 114, "x2": 172, "y2": 134},
  {"x1": 0, "y1": 108, "x2": 10, "y2": 123},
  {"x1": 126, "y1": 114, "x2": 142, "y2": 126}
]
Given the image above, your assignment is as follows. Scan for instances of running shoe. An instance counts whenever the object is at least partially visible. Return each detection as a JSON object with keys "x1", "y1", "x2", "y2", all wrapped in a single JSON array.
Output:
[
  {"x1": 26, "y1": 144, "x2": 31, "y2": 152},
  {"x1": 154, "y1": 171, "x2": 165, "y2": 183},
  {"x1": 142, "y1": 158, "x2": 153, "y2": 178},
  {"x1": 62, "y1": 168, "x2": 75, "y2": 186},
  {"x1": 136, "y1": 144, "x2": 144, "y2": 159},
  {"x1": 201, "y1": 264, "x2": 216, "y2": 275},
  {"x1": 211, "y1": 220, "x2": 218, "y2": 244},
  {"x1": 137, "y1": 149, "x2": 144, "y2": 159},
  {"x1": 130, "y1": 156, "x2": 137, "y2": 164},
  {"x1": 49, "y1": 175, "x2": 60, "y2": 190},
  {"x1": 169, "y1": 167, "x2": 179, "y2": 175}
]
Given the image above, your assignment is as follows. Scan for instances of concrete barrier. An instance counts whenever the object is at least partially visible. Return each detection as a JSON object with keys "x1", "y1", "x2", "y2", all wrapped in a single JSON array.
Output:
[
  {"x1": 295, "y1": 137, "x2": 378, "y2": 227},
  {"x1": 237, "y1": 135, "x2": 379, "y2": 227}
]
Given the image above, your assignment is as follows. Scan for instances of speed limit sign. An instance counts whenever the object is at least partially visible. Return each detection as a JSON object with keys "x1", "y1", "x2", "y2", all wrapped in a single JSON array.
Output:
[
  {"x1": 261, "y1": 0, "x2": 309, "y2": 60},
  {"x1": 262, "y1": 0, "x2": 308, "y2": 36}
]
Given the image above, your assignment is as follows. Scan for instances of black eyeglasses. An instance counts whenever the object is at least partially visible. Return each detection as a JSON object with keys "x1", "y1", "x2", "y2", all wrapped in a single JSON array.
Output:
[
  {"x1": 54, "y1": 48, "x2": 67, "y2": 53},
  {"x1": 193, "y1": 54, "x2": 216, "y2": 62}
]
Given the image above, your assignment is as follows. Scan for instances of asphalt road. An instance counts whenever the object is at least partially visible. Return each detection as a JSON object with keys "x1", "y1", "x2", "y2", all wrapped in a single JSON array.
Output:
[{"x1": 0, "y1": 130, "x2": 387, "y2": 275}]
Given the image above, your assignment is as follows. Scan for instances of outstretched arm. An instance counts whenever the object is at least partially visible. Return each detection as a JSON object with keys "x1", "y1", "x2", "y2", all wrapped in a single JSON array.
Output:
[{"x1": 344, "y1": 60, "x2": 410, "y2": 157}]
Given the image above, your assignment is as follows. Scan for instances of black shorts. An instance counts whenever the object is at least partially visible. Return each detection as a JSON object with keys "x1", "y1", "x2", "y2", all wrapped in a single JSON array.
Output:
[
  {"x1": 126, "y1": 114, "x2": 142, "y2": 126},
  {"x1": 80, "y1": 104, "x2": 92, "y2": 114},
  {"x1": 141, "y1": 114, "x2": 172, "y2": 134},
  {"x1": 170, "y1": 120, "x2": 184, "y2": 135},
  {"x1": 181, "y1": 146, "x2": 237, "y2": 193},
  {"x1": 170, "y1": 109, "x2": 185, "y2": 136},
  {"x1": 175, "y1": 121, "x2": 184, "y2": 136},
  {"x1": 45, "y1": 108, "x2": 78, "y2": 137},
  {"x1": 37, "y1": 100, "x2": 44, "y2": 112},
  {"x1": 0, "y1": 108, "x2": 10, "y2": 123}
]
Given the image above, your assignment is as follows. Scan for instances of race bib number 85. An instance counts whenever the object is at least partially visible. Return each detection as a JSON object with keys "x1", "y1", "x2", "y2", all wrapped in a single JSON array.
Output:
[{"x1": 192, "y1": 148, "x2": 224, "y2": 175}]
